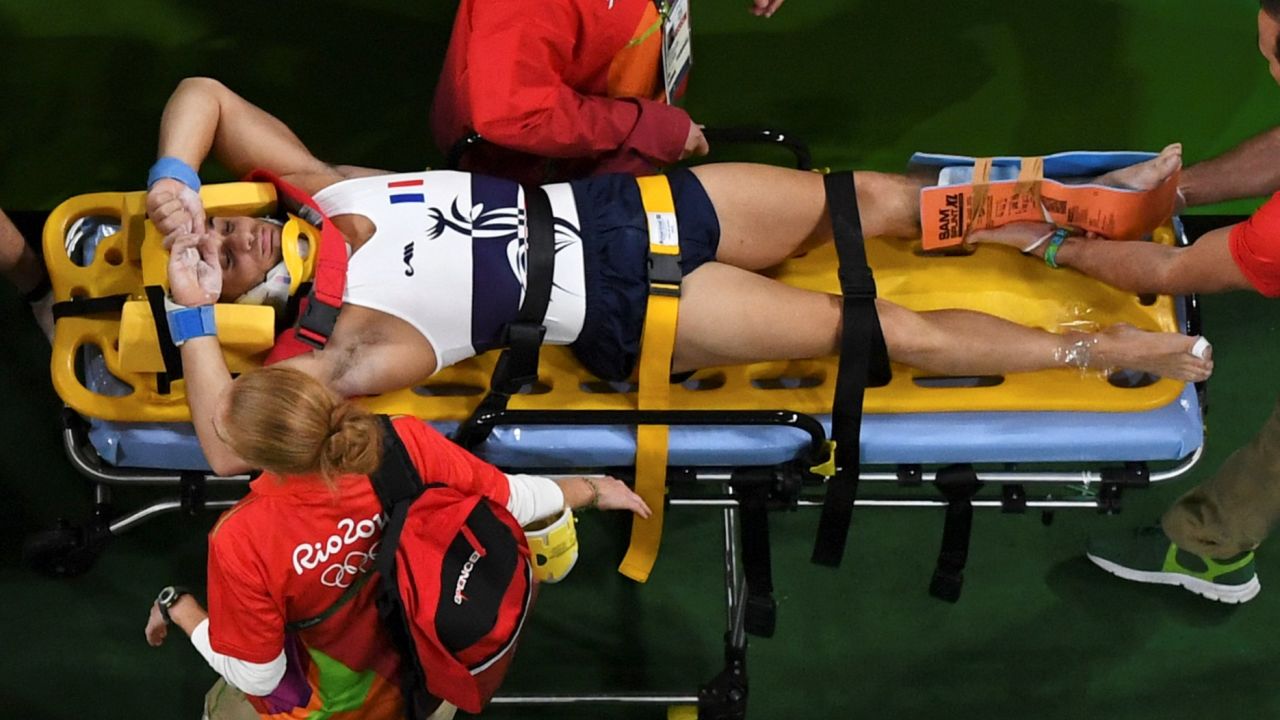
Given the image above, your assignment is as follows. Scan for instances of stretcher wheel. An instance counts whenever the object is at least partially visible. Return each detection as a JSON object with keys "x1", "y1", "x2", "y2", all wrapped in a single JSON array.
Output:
[{"x1": 22, "y1": 521, "x2": 104, "y2": 577}]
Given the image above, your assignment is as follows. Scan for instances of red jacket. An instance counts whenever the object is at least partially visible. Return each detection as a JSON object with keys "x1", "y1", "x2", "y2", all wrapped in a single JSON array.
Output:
[{"x1": 431, "y1": 0, "x2": 692, "y2": 185}]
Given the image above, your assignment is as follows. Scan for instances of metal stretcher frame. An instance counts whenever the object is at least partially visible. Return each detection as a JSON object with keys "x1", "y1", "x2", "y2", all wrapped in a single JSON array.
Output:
[{"x1": 38, "y1": 358, "x2": 1206, "y2": 720}]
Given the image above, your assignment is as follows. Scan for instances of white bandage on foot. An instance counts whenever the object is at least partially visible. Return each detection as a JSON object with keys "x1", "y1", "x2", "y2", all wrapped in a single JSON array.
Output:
[{"x1": 1190, "y1": 336, "x2": 1211, "y2": 360}]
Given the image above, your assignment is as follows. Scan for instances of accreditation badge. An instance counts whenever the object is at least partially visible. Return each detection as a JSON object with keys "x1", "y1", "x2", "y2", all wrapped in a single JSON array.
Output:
[{"x1": 660, "y1": 0, "x2": 692, "y2": 104}]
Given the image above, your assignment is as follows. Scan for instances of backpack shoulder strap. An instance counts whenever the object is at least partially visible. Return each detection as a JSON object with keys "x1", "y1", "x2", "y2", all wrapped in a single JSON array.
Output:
[{"x1": 369, "y1": 415, "x2": 427, "y2": 512}]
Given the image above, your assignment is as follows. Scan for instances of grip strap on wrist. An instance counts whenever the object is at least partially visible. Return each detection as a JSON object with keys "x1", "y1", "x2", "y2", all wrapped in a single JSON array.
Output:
[
  {"x1": 166, "y1": 304, "x2": 217, "y2": 346},
  {"x1": 148, "y1": 156, "x2": 203, "y2": 192}
]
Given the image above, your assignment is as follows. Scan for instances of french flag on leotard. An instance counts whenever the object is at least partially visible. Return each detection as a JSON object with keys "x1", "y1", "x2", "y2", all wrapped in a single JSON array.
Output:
[{"x1": 388, "y1": 178, "x2": 425, "y2": 204}]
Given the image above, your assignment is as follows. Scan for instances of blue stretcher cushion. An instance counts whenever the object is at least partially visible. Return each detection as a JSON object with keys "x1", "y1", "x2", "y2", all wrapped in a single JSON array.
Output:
[{"x1": 87, "y1": 382, "x2": 1202, "y2": 471}]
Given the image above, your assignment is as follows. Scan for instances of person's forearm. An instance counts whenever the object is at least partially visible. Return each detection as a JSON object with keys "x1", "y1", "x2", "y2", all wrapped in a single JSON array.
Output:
[
  {"x1": 157, "y1": 77, "x2": 334, "y2": 186},
  {"x1": 180, "y1": 337, "x2": 249, "y2": 476},
  {"x1": 556, "y1": 476, "x2": 598, "y2": 511},
  {"x1": 0, "y1": 210, "x2": 44, "y2": 295},
  {"x1": 473, "y1": 94, "x2": 642, "y2": 157},
  {"x1": 1182, "y1": 127, "x2": 1280, "y2": 206},
  {"x1": 168, "y1": 594, "x2": 210, "y2": 636},
  {"x1": 1031, "y1": 236, "x2": 1184, "y2": 294},
  {"x1": 156, "y1": 77, "x2": 223, "y2": 170},
  {"x1": 170, "y1": 597, "x2": 287, "y2": 696}
]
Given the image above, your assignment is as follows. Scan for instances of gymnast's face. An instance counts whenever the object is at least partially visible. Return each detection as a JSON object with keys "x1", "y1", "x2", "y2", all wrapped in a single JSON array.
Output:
[
  {"x1": 205, "y1": 216, "x2": 285, "y2": 301},
  {"x1": 1259, "y1": 9, "x2": 1280, "y2": 86}
]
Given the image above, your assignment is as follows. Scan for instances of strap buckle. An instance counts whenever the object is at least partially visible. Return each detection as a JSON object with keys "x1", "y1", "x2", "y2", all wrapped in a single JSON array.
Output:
[
  {"x1": 494, "y1": 321, "x2": 547, "y2": 391},
  {"x1": 296, "y1": 296, "x2": 341, "y2": 349},
  {"x1": 648, "y1": 251, "x2": 683, "y2": 296}
]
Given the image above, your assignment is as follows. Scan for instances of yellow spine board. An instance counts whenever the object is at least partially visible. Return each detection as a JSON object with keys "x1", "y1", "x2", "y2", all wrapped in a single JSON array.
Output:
[{"x1": 50, "y1": 183, "x2": 1186, "y2": 423}]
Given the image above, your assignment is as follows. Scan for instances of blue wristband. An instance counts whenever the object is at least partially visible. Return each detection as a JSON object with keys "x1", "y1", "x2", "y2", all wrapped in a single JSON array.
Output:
[
  {"x1": 148, "y1": 156, "x2": 202, "y2": 192},
  {"x1": 167, "y1": 305, "x2": 217, "y2": 346}
]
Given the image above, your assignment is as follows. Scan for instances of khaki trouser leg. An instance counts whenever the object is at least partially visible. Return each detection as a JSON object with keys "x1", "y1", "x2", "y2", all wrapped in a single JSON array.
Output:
[
  {"x1": 1163, "y1": 393, "x2": 1280, "y2": 559},
  {"x1": 203, "y1": 678, "x2": 260, "y2": 720}
]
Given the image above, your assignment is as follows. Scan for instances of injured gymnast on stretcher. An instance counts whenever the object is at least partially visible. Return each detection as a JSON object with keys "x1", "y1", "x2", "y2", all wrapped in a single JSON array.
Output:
[{"x1": 144, "y1": 77, "x2": 1214, "y2": 476}]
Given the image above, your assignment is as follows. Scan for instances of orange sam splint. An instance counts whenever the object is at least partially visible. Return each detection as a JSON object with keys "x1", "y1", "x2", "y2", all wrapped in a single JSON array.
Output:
[{"x1": 915, "y1": 151, "x2": 1180, "y2": 251}]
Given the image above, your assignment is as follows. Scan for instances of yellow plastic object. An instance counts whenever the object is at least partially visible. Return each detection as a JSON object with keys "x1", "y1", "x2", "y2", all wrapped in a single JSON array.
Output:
[
  {"x1": 49, "y1": 182, "x2": 1188, "y2": 423},
  {"x1": 810, "y1": 440, "x2": 837, "y2": 477},
  {"x1": 377, "y1": 225, "x2": 1186, "y2": 420},
  {"x1": 667, "y1": 705, "x2": 698, "y2": 720},
  {"x1": 618, "y1": 175, "x2": 681, "y2": 584},
  {"x1": 524, "y1": 507, "x2": 580, "y2": 584},
  {"x1": 280, "y1": 214, "x2": 321, "y2": 295},
  {"x1": 45, "y1": 183, "x2": 285, "y2": 422},
  {"x1": 118, "y1": 301, "x2": 276, "y2": 374}
]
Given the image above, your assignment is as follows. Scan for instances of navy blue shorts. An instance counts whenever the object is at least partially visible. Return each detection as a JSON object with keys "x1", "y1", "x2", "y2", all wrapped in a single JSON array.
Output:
[{"x1": 568, "y1": 168, "x2": 721, "y2": 381}]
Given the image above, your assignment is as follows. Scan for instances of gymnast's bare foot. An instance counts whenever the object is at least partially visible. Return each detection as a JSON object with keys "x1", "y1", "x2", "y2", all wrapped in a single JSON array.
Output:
[
  {"x1": 1076, "y1": 324, "x2": 1211, "y2": 382},
  {"x1": 1094, "y1": 143, "x2": 1182, "y2": 191}
]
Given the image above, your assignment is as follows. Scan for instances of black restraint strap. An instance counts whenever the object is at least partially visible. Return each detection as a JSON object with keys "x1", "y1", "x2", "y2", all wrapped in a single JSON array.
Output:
[
  {"x1": 367, "y1": 414, "x2": 449, "y2": 720},
  {"x1": 372, "y1": 429, "x2": 446, "y2": 720},
  {"x1": 369, "y1": 415, "x2": 428, "y2": 510},
  {"x1": 51, "y1": 293, "x2": 129, "y2": 320},
  {"x1": 928, "y1": 464, "x2": 983, "y2": 603},
  {"x1": 454, "y1": 187, "x2": 555, "y2": 449},
  {"x1": 811, "y1": 172, "x2": 892, "y2": 568},
  {"x1": 736, "y1": 476, "x2": 777, "y2": 638},
  {"x1": 143, "y1": 285, "x2": 183, "y2": 393}
]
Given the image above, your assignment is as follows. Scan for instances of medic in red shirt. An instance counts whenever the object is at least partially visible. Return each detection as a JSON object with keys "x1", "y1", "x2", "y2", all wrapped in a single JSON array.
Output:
[{"x1": 430, "y1": 0, "x2": 786, "y2": 185}]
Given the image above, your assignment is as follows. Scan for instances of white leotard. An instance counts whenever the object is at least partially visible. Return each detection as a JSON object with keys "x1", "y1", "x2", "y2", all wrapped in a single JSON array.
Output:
[{"x1": 313, "y1": 171, "x2": 586, "y2": 370}]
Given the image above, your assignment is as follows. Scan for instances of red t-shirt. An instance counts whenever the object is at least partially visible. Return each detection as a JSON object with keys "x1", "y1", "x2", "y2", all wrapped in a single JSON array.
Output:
[
  {"x1": 206, "y1": 417, "x2": 510, "y2": 719},
  {"x1": 430, "y1": 0, "x2": 692, "y2": 185},
  {"x1": 1229, "y1": 191, "x2": 1280, "y2": 297}
]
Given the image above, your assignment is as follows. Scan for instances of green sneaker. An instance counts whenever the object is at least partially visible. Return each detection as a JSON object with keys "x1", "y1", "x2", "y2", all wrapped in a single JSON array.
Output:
[{"x1": 1086, "y1": 526, "x2": 1260, "y2": 604}]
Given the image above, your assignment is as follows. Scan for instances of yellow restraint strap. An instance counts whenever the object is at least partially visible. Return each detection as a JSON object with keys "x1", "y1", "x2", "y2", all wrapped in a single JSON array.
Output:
[{"x1": 618, "y1": 175, "x2": 681, "y2": 583}]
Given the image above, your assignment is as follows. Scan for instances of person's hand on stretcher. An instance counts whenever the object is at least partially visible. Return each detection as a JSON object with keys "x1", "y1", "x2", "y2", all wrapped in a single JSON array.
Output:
[
  {"x1": 166, "y1": 232, "x2": 223, "y2": 307},
  {"x1": 148, "y1": 177, "x2": 207, "y2": 236}
]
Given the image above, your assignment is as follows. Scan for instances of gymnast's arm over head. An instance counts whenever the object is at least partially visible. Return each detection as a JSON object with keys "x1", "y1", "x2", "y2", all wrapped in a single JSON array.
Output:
[{"x1": 154, "y1": 78, "x2": 357, "y2": 476}]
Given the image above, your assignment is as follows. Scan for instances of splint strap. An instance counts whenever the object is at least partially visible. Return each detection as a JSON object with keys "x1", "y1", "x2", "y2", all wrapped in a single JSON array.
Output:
[
  {"x1": 928, "y1": 464, "x2": 982, "y2": 603},
  {"x1": 811, "y1": 172, "x2": 892, "y2": 568},
  {"x1": 453, "y1": 186, "x2": 556, "y2": 449},
  {"x1": 618, "y1": 174, "x2": 681, "y2": 583},
  {"x1": 245, "y1": 170, "x2": 348, "y2": 352}
]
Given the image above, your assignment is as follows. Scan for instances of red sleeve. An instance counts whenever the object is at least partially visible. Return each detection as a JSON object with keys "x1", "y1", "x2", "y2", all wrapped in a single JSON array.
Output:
[
  {"x1": 206, "y1": 508, "x2": 286, "y2": 663},
  {"x1": 465, "y1": 0, "x2": 690, "y2": 166},
  {"x1": 391, "y1": 417, "x2": 511, "y2": 506},
  {"x1": 1228, "y1": 191, "x2": 1280, "y2": 297}
]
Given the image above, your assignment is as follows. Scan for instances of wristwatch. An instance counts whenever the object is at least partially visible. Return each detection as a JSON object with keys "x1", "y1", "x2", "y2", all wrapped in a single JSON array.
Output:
[{"x1": 155, "y1": 585, "x2": 193, "y2": 624}]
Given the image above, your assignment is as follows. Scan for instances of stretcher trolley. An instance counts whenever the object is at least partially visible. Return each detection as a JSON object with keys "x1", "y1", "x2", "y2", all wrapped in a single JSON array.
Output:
[{"x1": 25, "y1": 150, "x2": 1205, "y2": 719}]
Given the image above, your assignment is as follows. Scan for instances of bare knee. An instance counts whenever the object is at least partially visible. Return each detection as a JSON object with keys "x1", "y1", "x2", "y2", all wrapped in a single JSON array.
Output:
[{"x1": 851, "y1": 172, "x2": 922, "y2": 238}]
